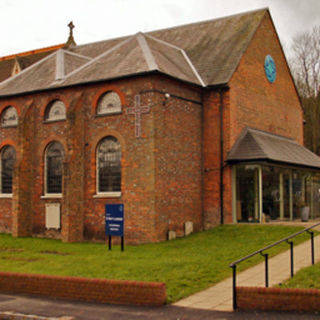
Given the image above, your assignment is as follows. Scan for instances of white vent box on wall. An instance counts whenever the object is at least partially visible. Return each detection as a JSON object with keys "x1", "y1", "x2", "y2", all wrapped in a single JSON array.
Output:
[{"x1": 45, "y1": 203, "x2": 61, "y2": 229}]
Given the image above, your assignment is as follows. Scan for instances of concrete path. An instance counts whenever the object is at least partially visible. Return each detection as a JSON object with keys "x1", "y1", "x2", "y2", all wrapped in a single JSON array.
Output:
[{"x1": 174, "y1": 232, "x2": 320, "y2": 312}]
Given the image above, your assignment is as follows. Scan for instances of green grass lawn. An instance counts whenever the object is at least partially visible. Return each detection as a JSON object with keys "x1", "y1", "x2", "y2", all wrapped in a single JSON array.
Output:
[
  {"x1": 0, "y1": 225, "x2": 311, "y2": 302},
  {"x1": 278, "y1": 262, "x2": 320, "y2": 290}
]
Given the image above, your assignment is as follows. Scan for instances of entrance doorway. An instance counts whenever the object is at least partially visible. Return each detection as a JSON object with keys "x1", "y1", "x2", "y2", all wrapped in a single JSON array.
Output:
[{"x1": 233, "y1": 164, "x2": 319, "y2": 223}]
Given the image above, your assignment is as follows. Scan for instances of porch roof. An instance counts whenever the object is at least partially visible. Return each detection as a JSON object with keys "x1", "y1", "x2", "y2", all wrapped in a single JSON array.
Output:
[{"x1": 227, "y1": 127, "x2": 320, "y2": 170}]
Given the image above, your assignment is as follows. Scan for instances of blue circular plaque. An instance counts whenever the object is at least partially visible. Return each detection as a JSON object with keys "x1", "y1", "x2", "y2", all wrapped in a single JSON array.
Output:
[{"x1": 264, "y1": 55, "x2": 276, "y2": 83}]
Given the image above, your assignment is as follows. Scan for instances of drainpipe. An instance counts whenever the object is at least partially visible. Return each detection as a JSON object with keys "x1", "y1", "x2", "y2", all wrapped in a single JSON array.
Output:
[{"x1": 219, "y1": 89, "x2": 224, "y2": 225}]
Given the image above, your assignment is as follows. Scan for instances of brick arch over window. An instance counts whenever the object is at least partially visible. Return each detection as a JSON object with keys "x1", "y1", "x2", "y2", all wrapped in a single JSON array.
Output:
[
  {"x1": 92, "y1": 86, "x2": 126, "y2": 116},
  {"x1": 96, "y1": 92, "x2": 122, "y2": 115},
  {"x1": 44, "y1": 100, "x2": 66, "y2": 122},
  {"x1": 96, "y1": 136, "x2": 122, "y2": 194},
  {"x1": 1, "y1": 106, "x2": 18, "y2": 127},
  {"x1": 44, "y1": 141, "x2": 65, "y2": 194},
  {"x1": 0, "y1": 145, "x2": 16, "y2": 194},
  {"x1": 40, "y1": 95, "x2": 69, "y2": 119}
]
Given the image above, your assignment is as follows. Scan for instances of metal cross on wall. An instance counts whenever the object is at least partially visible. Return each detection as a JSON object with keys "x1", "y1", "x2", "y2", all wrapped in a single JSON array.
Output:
[{"x1": 126, "y1": 95, "x2": 150, "y2": 138}]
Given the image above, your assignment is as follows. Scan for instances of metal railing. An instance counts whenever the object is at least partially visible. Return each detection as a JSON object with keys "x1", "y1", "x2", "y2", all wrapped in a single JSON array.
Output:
[{"x1": 229, "y1": 221, "x2": 320, "y2": 310}]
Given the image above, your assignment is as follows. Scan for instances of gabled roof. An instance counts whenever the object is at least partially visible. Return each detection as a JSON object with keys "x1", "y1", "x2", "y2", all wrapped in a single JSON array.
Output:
[
  {"x1": 0, "y1": 44, "x2": 64, "y2": 82},
  {"x1": 227, "y1": 128, "x2": 320, "y2": 170},
  {"x1": 0, "y1": 8, "x2": 268, "y2": 96},
  {"x1": 149, "y1": 8, "x2": 266, "y2": 86}
]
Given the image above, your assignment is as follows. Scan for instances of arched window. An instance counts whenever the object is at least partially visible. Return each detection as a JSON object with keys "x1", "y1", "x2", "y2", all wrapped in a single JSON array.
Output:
[
  {"x1": 44, "y1": 100, "x2": 66, "y2": 122},
  {"x1": 45, "y1": 142, "x2": 64, "y2": 194},
  {"x1": 1, "y1": 106, "x2": 18, "y2": 127},
  {"x1": 97, "y1": 91, "x2": 122, "y2": 115},
  {"x1": 97, "y1": 136, "x2": 121, "y2": 193},
  {"x1": 1, "y1": 146, "x2": 16, "y2": 194}
]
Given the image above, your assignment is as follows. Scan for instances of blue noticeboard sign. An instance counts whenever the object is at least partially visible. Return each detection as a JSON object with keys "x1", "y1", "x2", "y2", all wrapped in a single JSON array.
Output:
[{"x1": 105, "y1": 204, "x2": 124, "y2": 237}]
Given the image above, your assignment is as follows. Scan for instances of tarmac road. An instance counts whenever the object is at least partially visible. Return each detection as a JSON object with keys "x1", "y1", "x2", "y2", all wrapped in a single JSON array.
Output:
[{"x1": 0, "y1": 293, "x2": 319, "y2": 320}]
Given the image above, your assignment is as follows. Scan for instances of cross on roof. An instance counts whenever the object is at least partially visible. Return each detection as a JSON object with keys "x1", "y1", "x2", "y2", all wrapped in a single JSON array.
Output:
[
  {"x1": 126, "y1": 95, "x2": 150, "y2": 138},
  {"x1": 68, "y1": 21, "x2": 75, "y2": 35},
  {"x1": 65, "y1": 21, "x2": 76, "y2": 47}
]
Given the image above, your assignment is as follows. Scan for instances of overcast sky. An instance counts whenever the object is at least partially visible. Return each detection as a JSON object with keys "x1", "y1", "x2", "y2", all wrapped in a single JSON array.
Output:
[{"x1": 0, "y1": 0, "x2": 319, "y2": 58}]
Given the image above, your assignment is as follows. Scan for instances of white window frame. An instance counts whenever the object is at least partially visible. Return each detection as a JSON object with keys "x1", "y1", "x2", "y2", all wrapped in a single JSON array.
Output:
[
  {"x1": 44, "y1": 100, "x2": 66, "y2": 123},
  {"x1": 95, "y1": 137, "x2": 122, "y2": 198},
  {"x1": 1, "y1": 106, "x2": 18, "y2": 128},
  {"x1": 96, "y1": 91, "x2": 122, "y2": 116},
  {"x1": 43, "y1": 142, "x2": 64, "y2": 197}
]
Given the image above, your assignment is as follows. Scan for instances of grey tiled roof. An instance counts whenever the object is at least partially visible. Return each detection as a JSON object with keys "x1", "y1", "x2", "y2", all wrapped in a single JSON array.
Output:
[
  {"x1": 0, "y1": 8, "x2": 268, "y2": 96},
  {"x1": 0, "y1": 45, "x2": 64, "y2": 83},
  {"x1": 227, "y1": 128, "x2": 320, "y2": 169}
]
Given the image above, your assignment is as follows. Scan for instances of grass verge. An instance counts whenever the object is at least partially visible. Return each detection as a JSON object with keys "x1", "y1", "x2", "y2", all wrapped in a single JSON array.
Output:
[
  {"x1": 278, "y1": 262, "x2": 320, "y2": 290},
  {"x1": 0, "y1": 225, "x2": 311, "y2": 302}
]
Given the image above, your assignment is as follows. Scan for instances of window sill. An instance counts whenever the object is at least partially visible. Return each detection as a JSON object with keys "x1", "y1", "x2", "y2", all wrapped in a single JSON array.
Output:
[
  {"x1": 0, "y1": 193, "x2": 13, "y2": 198},
  {"x1": 1, "y1": 125, "x2": 18, "y2": 129},
  {"x1": 95, "y1": 111, "x2": 122, "y2": 118},
  {"x1": 41, "y1": 194, "x2": 63, "y2": 199},
  {"x1": 93, "y1": 192, "x2": 121, "y2": 198},
  {"x1": 43, "y1": 119, "x2": 66, "y2": 124}
]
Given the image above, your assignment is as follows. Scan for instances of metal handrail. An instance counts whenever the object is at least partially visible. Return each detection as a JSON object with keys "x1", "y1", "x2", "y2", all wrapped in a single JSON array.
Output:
[{"x1": 229, "y1": 221, "x2": 320, "y2": 310}]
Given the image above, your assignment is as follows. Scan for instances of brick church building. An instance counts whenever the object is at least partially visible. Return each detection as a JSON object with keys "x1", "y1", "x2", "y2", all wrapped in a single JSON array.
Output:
[{"x1": 1, "y1": 8, "x2": 320, "y2": 244}]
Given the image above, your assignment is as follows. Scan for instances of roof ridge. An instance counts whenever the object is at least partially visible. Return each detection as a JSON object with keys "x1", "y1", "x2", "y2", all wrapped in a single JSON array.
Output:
[
  {"x1": 246, "y1": 130, "x2": 269, "y2": 158},
  {"x1": 55, "y1": 49, "x2": 65, "y2": 81},
  {"x1": 247, "y1": 127, "x2": 296, "y2": 142},
  {"x1": 136, "y1": 33, "x2": 158, "y2": 70},
  {"x1": 0, "y1": 44, "x2": 64, "y2": 61},
  {"x1": 58, "y1": 35, "x2": 135, "y2": 83},
  {"x1": 148, "y1": 7, "x2": 269, "y2": 36},
  {"x1": 216, "y1": 9, "x2": 267, "y2": 85},
  {"x1": 52, "y1": 49, "x2": 93, "y2": 84},
  {"x1": 179, "y1": 48, "x2": 206, "y2": 87},
  {"x1": 144, "y1": 33, "x2": 205, "y2": 86},
  {"x1": 0, "y1": 50, "x2": 57, "y2": 88},
  {"x1": 68, "y1": 8, "x2": 268, "y2": 55},
  {"x1": 62, "y1": 49, "x2": 92, "y2": 61},
  {"x1": 144, "y1": 33, "x2": 182, "y2": 51}
]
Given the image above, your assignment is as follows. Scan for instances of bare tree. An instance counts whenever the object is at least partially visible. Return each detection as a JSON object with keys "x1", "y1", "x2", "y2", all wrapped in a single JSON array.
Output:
[
  {"x1": 290, "y1": 26, "x2": 320, "y2": 97},
  {"x1": 289, "y1": 26, "x2": 320, "y2": 154}
]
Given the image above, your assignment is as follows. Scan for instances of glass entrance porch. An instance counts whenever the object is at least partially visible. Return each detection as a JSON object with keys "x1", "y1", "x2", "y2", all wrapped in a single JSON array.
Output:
[{"x1": 232, "y1": 164, "x2": 320, "y2": 223}]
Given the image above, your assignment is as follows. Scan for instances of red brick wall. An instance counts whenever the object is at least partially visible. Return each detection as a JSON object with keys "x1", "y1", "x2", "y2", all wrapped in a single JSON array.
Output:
[
  {"x1": 0, "y1": 74, "x2": 203, "y2": 244},
  {"x1": 229, "y1": 12, "x2": 303, "y2": 148},
  {"x1": 0, "y1": 271, "x2": 166, "y2": 306},
  {"x1": 202, "y1": 89, "x2": 233, "y2": 227},
  {"x1": 202, "y1": 91, "x2": 221, "y2": 228},
  {"x1": 153, "y1": 76, "x2": 202, "y2": 240},
  {"x1": 82, "y1": 77, "x2": 157, "y2": 244},
  {"x1": 0, "y1": 104, "x2": 20, "y2": 233},
  {"x1": 0, "y1": 198, "x2": 12, "y2": 233},
  {"x1": 0, "y1": 76, "x2": 159, "y2": 243},
  {"x1": 237, "y1": 286, "x2": 320, "y2": 312}
]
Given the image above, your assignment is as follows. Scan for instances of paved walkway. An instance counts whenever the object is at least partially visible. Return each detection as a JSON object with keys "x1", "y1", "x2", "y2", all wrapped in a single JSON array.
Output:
[{"x1": 174, "y1": 228, "x2": 320, "y2": 312}]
